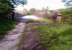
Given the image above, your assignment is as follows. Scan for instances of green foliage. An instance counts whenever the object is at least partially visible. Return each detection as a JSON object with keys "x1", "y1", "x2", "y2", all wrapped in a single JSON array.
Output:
[
  {"x1": 60, "y1": 8, "x2": 72, "y2": 24},
  {"x1": 36, "y1": 24, "x2": 72, "y2": 50},
  {"x1": 0, "y1": 0, "x2": 13, "y2": 18},
  {"x1": 61, "y1": 8, "x2": 72, "y2": 17},
  {"x1": 0, "y1": 19, "x2": 16, "y2": 39},
  {"x1": 0, "y1": 0, "x2": 16, "y2": 39}
]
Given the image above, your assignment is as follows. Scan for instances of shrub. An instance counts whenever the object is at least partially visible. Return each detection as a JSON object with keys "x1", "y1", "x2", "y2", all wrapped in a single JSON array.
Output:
[
  {"x1": 0, "y1": 19, "x2": 16, "y2": 39},
  {"x1": 36, "y1": 24, "x2": 72, "y2": 50}
]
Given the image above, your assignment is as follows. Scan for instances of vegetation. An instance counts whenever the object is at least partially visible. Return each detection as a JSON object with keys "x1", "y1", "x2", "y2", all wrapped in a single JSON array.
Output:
[
  {"x1": 0, "y1": 0, "x2": 27, "y2": 39},
  {"x1": 11, "y1": 0, "x2": 27, "y2": 6},
  {"x1": 63, "y1": 0, "x2": 72, "y2": 7},
  {"x1": 34, "y1": 7, "x2": 72, "y2": 50},
  {"x1": 60, "y1": 7, "x2": 72, "y2": 24},
  {"x1": 0, "y1": 0, "x2": 15, "y2": 39},
  {"x1": 0, "y1": 19, "x2": 16, "y2": 39},
  {"x1": 36, "y1": 7, "x2": 72, "y2": 49},
  {"x1": 0, "y1": 0, "x2": 14, "y2": 18},
  {"x1": 36, "y1": 24, "x2": 72, "y2": 50},
  {"x1": 0, "y1": 0, "x2": 72, "y2": 49}
]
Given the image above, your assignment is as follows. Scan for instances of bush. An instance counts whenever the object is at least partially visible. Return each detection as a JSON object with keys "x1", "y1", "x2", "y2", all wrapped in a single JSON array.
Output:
[
  {"x1": 36, "y1": 24, "x2": 72, "y2": 50},
  {"x1": 0, "y1": 0, "x2": 14, "y2": 18},
  {"x1": 0, "y1": 19, "x2": 16, "y2": 39},
  {"x1": 60, "y1": 8, "x2": 72, "y2": 24}
]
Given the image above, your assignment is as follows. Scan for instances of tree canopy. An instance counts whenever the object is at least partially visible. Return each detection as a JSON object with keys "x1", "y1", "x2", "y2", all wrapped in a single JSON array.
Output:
[
  {"x1": 63, "y1": 0, "x2": 72, "y2": 7},
  {"x1": 0, "y1": 0, "x2": 27, "y2": 19},
  {"x1": 0, "y1": 0, "x2": 14, "y2": 18},
  {"x1": 11, "y1": 0, "x2": 27, "y2": 7}
]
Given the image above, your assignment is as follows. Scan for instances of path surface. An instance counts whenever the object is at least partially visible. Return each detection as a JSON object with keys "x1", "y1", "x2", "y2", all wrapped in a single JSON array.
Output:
[
  {"x1": 19, "y1": 23, "x2": 43, "y2": 50},
  {"x1": 0, "y1": 22, "x2": 43, "y2": 50},
  {"x1": 0, "y1": 23, "x2": 26, "y2": 50}
]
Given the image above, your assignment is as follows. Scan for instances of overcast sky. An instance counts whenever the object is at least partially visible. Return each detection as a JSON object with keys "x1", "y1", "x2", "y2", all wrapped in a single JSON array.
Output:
[{"x1": 24, "y1": 0, "x2": 65, "y2": 10}]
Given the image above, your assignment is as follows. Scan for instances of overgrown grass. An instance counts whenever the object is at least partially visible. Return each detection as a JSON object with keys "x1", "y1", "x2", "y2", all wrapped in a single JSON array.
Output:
[
  {"x1": 36, "y1": 24, "x2": 72, "y2": 50},
  {"x1": 0, "y1": 19, "x2": 16, "y2": 39}
]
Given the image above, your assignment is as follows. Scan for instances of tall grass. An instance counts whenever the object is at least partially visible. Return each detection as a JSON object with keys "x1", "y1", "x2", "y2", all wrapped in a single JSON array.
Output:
[{"x1": 36, "y1": 24, "x2": 72, "y2": 50}]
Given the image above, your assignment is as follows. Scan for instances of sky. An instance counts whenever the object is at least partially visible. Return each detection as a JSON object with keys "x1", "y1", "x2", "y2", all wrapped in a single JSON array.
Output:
[{"x1": 24, "y1": 0, "x2": 66, "y2": 10}]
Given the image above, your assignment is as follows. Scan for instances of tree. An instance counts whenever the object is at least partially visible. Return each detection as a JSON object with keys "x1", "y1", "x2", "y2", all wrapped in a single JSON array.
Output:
[
  {"x1": 60, "y1": 7, "x2": 72, "y2": 24},
  {"x1": 63, "y1": 0, "x2": 72, "y2": 7},
  {"x1": 10, "y1": 0, "x2": 27, "y2": 20},
  {"x1": 0, "y1": 0, "x2": 14, "y2": 19},
  {"x1": 11, "y1": 0, "x2": 27, "y2": 7}
]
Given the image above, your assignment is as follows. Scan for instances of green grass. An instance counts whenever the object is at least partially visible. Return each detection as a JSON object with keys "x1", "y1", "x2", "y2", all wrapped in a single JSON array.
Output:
[
  {"x1": 36, "y1": 24, "x2": 72, "y2": 50},
  {"x1": 0, "y1": 19, "x2": 16, "y2": 39}
]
